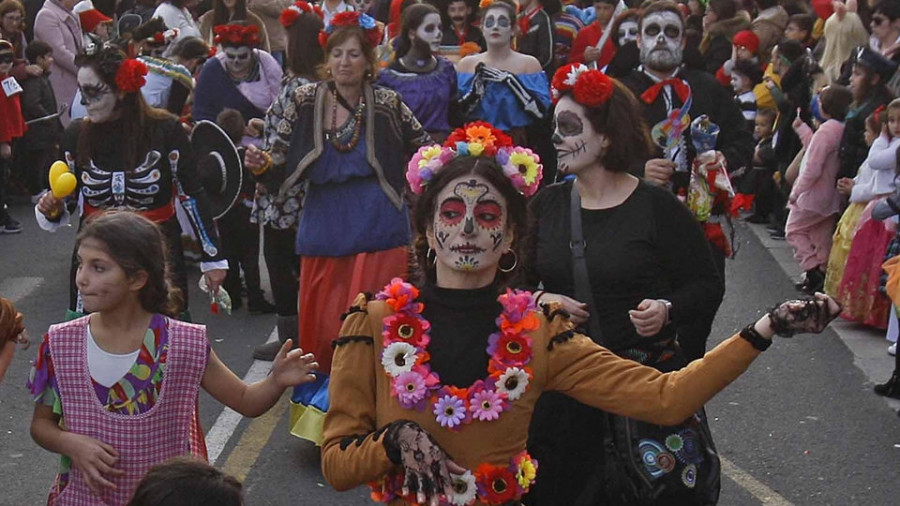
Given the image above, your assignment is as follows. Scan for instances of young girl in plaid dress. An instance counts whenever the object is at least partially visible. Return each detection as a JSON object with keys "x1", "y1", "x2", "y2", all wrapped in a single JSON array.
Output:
[{"x1": 27, "y1": 211, "x2": 319, "y2": 506}]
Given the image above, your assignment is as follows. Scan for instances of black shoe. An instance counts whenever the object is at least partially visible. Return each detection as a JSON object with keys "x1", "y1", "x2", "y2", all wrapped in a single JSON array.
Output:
[
  {"x1": 248, "y1": 299, "x2": 276, "y2": 315},
  {"x1": 805, "y1": 268, "x2": 825, "y2": 294},
  {"x1": 874, "y1": 373, "x2": 900, "y2": 399},
  {"x1": 794, "y1": 272, "x2": 808, "y2": 291},
  {"x1": 769, "y1": 230, "x2": 785, "y2": 240},
  {"x1": 1, "y1": 218, "x2": 22, "y2": 234}
]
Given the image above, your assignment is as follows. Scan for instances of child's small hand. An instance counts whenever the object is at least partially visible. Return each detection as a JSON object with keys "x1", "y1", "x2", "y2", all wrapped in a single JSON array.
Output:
[
  {"x1": 792, "y1": 115, "x2": 804, "y2": 131},
  {"x1": 271, "y1": 340, "x2": 318, "y2": 388},
  {"x1": 0, "y1": 143, "x2": 10, "y2": 160},
  {"x1": 65, "y1": 433, "x2": 124, "y2": 493},
  {"x1": 836, "y1": 177, "x2": 854, "y2": 195}
]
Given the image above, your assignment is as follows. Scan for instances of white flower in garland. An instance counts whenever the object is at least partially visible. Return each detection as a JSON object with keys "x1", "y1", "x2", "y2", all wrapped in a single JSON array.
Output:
[
  {"x1": 447, "y1": 470, "x2": 477, "y2": 506},
  {"x1": 381, "y1": 342, "x2": 418, "y2": 377},
  {"x1": 495, "y1": 367, "x2": 530, "y2": 401},
  {"x1": 563, "y1": 63, "x2": 590, "y2": 87}
]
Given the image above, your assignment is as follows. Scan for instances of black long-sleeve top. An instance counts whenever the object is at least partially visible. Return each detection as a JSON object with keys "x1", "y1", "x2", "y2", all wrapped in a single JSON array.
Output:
[{"x1": 524, "y1": 180, "x2": 724, "y2": 353}]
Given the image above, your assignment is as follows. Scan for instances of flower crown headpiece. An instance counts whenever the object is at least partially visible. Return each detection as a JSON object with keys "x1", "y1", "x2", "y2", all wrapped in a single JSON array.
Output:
[
  {"x1": 318, "y1": 11, "x2": 382, "y2": 48},
  {"x1": 115, "y1": 58, "x2": 148, "y2": 94},
  {"x1": 280, "y1": 1, "x2": 323, "y2": 28},
  {"x1": 478, "y1": 0, "x2": 494, "y2": 9},
  {"x1": 213, "y1": 24, "x2": 261, "y2": 48},
  {"x1": 550, "y1": 63, "x2": 615, "y2": 107},
  {"x1": 407, "y1": 122, "x2": 543, "y2": 197},
  {"x1": 149, "y1": 28, "x2": 179, "y2": 45}
]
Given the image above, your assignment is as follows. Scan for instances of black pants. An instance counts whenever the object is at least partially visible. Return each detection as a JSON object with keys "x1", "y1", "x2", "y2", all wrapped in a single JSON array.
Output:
[
  {"x1": 217, "y1": 201, "x2": 264, "y2": 305},
  {"x1": 19, "y1": 148, "x2": 55, "y2": 196},
  {"x1": 0, "y1": 157, "x2": 9, "y2": 224},
  {"x1": 677, "y1": 243, "x2": 726, "y2": 362},
  {"x1": 263, "y1": 225, "x2": 299, "y2": 316}
]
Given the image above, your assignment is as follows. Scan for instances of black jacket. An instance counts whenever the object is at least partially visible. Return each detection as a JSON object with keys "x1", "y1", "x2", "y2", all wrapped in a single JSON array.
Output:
[
  {"x1": 19, "y1": 73, "x2": 62, "y2": 150},
  {"x1": 517, "y1": 8, "x2": 556, "y2": 76},
  {"x1": 839, "y1": 88, "x2": 892, "y2": 180}
]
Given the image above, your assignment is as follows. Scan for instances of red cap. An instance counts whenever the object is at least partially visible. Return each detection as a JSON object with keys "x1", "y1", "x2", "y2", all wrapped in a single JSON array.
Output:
[
  {"x1": 732, "y1": 30, "x2": 759, "y2": 54},
  {"x1": 78, "y1": 9, "x2": 111, "y2": 33}
]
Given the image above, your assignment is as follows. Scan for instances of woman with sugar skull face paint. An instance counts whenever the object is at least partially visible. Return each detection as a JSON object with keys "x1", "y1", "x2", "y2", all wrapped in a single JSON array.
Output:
[
  {"x1": 192, "y1": 22, "x2": 282, "y2": 146},
  {"x1": 604, "y1": 8, "x2": 643, "y2": 78},
  {"x1": 35, "y1": 44, "x2": 227, "y2": 318},
  {"x1": 523, "y1": 63, "x2": 726, "y2": 505},
  {"x1": 376, "y1": 3, "x2": 458, "y2": 143},
  {"x1": 318, "y1": 118, "x2": 841, "y2": 506}
]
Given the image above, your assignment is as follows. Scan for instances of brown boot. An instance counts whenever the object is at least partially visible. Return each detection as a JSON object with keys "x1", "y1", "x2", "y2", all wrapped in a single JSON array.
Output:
[{"x1": 253, "y1": 315, "x2": 298, "y2": 361}]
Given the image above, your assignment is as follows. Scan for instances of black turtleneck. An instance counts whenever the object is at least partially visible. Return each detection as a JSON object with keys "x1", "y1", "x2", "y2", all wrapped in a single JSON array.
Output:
[{"x1": 420, "y1": 283, "x2": 502, "y2": 388}]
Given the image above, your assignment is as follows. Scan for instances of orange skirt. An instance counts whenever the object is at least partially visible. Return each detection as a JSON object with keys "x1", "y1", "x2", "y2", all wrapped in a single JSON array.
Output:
[{"x1": 298, "y1": 247, "x2": 408, "y2": 374}]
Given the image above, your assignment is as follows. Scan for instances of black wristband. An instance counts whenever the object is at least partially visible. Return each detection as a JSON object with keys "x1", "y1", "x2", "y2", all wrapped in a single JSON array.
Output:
[{"x1": 739, "y1": 323, "x2": 772, "y2": 351}]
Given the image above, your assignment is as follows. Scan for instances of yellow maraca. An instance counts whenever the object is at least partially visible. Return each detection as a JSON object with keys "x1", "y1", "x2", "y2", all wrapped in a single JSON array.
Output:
[{"x1": 47, "y1": 161, "x2": 76, "y2": 219}]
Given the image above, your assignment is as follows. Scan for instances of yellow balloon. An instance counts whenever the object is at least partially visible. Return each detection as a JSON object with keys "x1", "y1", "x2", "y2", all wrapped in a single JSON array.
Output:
[
  {"x1": 51, "y1": 172, "x2": 77, "y2": 199},
  {"x1": 48, "y1": 161, "x2": 69, "y2": 184}
]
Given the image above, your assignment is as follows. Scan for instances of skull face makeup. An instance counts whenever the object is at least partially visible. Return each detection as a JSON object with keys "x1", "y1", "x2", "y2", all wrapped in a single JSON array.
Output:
[
  {"x1": 730, "y1": 72, "x2": 751, "y2": 94},
  {"x1": 77, "y1": 66, "x2": 119, "y2": 123},
  {"x1": 552, "y1": 96, "x2": 606, "y2": 175},
  {"x1": 223, "y1": 46, "x2": 254, "y2": 76},
  {"x1": 482, "y1": 7, "x2": 513, "y2": 47},
  {"x1": 413, "y1": 13, "x2": 443, "y2": 54},
  {"x1": 429, "y1": 175, "x2": 511, "y2": 276},
  {"x1": 617, "y1": 20, "x2": 639, "y2": 47},
  {"x1": 638, "y1": 11, "x2": 684, "y2": 72}
]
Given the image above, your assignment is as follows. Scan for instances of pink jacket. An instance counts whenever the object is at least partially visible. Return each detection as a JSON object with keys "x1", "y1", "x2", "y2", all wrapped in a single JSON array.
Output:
[
  {"x1": 34, "y1": 0, "x2": 82, "y2": 126},
  {"x1": 789, "y1": 119, "x2": 845, "y2": 216}
]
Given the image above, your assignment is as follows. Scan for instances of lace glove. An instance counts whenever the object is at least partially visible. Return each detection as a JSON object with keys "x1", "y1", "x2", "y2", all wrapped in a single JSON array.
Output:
[
  {"x1": 767, "y1": 293, "x2": 842, "y2": 338},
  {"x1": 382, "y1": 420, "x2": 465, "y2": 505}
]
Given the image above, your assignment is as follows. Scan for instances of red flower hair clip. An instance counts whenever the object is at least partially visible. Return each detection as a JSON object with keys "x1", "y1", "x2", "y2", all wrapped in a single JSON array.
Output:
[
  {"x1": 213, "y1": 24, "x2": 261, "y2": 48},
  {"x1": 280, "y1": 1, "x2": 324, "y2": 28},
  {"x1": 115, "y1": 58, "x2": 148, "y2": 94},
  {"x1": 550, "y1": 63, "x2": 615, "y2": 108},
  {"x1": 318, "y1": 11, "x2": 382, "y2": 48}
]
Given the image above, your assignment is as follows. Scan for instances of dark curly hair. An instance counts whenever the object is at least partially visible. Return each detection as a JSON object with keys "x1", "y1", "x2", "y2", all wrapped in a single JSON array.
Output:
[
  {"x1": 411, "y1": 156, "x2": 529, "y2": 288},
  {"x1": 132, "y1": 17, "x2": 168, "y2": 43},
  {"x1": 75, "y1": 211, "x2": 184, "y2": 317},
  {"x1": 73, "y1": 44, "x2": 172, "y2": 170},
  {"x1": 127, "y1": 457, "x2": 242, "y2": 506}
]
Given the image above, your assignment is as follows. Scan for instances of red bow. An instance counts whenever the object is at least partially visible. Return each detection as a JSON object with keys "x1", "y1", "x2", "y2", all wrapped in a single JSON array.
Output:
[
  {"x1": 518, "y1": 6, "x2": 542, "y2": 39},
  {"x1": 641, "y1": 78, "x2": 691, "y2": 105}
]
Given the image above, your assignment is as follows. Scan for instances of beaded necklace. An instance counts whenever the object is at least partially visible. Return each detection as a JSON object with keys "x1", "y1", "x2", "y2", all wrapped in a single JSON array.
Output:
[{"x1": 327, "y1": 87, "x2": 365, "y2": 152}]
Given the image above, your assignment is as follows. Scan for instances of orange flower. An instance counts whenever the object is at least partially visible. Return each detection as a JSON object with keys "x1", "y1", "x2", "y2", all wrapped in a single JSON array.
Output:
[
  {"x1": 459, "y1": 41, "x2": 481, "y2": 58},
  {"x1": 465, "y1": 124, "x2": 497, "y2": 148},
  {"x1": 500, "y1": 312, "x2": 540, "y2": 334}
]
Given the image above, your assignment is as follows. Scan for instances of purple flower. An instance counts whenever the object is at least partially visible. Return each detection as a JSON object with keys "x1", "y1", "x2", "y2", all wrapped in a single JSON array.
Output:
[
  {"x1": 433, "y1": 394, "x2": 467, "y2": 429},
  {"x1": 394, "y1": 371, "x2": 427, "y2": 408},
  {"x1": 486, "y1": 331, "x2": 502, "y2": 356},
  {"x1": 498, "y1": 289, "x2": 536, "y2": 323},
  {"x1": 470, "y1": 389, "x2": 504, "y2": 421}
]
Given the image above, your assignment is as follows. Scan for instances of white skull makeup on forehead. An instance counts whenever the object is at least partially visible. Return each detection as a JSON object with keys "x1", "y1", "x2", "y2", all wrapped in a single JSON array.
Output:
[
  {"x1": 483, "y1": 7, "x2": 513, "y2": 46},
  {"x1": 639, "y1": 11, "x2": 684, "y2": 72},
  {"x1": 552, "y1": 96, "x2": 605, "y2": 175},
  {"x1": 414, "y1": 13, "x2": 443, "y2": 53},
  {"x1": 430, "y1": 175, "x2": 510, "y2": 274},
  {"x1": 223, "y1": 46, "x2": 254, "y2": 75},
  {"x1": 618, "y1": 20, "x2": 639, "y2": 47}
]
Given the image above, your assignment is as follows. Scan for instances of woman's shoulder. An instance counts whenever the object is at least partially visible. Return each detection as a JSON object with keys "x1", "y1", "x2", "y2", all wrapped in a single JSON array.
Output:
[
  {"x1": 535, "y1": 301, "x2": 579, "y2": 350},
  {"x1": 456, "y1": 53, "x2": 483, "y2": 73},
  {"x1": 511, "y1": 52, "x2": 542, "y2": 74},
  {"x1": 531, "y1": 179, "x2": 572, "y2": 212}
]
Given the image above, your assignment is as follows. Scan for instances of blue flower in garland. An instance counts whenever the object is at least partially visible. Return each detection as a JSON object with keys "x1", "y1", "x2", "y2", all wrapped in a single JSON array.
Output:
[{"x1": 359, "y1": 13, "x2": 377, "y2": 30}]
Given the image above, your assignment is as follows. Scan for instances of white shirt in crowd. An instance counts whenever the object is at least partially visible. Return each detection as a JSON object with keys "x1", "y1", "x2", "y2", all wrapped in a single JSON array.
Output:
[{"x1": 152, "y1": 1, "x2": 201, "y2": 41}]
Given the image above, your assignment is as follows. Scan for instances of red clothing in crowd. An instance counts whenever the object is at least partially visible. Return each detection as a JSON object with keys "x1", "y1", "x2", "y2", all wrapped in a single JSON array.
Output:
[
  {"x1": 0, "y1": 75, "x2": 26, "y2": 143},
  {"x1": 568, "y1": 22, "x2": 616, "y2": 68}
]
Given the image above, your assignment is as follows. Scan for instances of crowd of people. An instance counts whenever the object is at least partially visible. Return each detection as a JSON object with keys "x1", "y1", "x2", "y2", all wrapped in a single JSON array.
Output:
[{"x1": 3, "y1": 0, "x2": 900, "y2": 503}]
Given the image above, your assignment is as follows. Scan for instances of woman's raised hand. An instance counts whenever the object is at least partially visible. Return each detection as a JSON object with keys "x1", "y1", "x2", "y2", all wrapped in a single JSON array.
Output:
[
  {"x1": 539, "y1": 293, "x2": 590, "y2": 325},
  {"x1": 767, "y1": 292, "x2": 841, "y2": 338},
  {"x1": 271, "y1": 340, "x2": 319, "y2": 388},
  {"x1": 244, "y1": 145, "x2": 267, "y2": 173},
  {"x1": 385, "y1": 421, "x2": 466, "y2": 506}
]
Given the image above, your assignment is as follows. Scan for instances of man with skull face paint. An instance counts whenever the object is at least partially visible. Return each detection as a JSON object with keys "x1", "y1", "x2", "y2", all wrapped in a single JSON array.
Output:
[{"x1": 621, "y1": 1, "x2": 752, "y2": 361}]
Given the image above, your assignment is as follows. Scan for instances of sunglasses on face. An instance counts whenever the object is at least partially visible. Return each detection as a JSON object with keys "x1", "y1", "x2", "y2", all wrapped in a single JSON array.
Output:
[{"x1": 0, "y1": 53, "x2": 14, "y2": 64}]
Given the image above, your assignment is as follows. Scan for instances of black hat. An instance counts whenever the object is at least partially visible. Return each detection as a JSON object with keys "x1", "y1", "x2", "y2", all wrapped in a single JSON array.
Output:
[
  {"x1": 856, "y1": 46, "x2": 899, "y2": 82},
  {"x1": 190, "y1": 120, "x2": 243, "y2": 220},
  {"x1": 732, "y1": 59, "x2": 763, "y2": 86},
  {"x1": 117, "y1": 13, "x2": 142, "y2": 37}
]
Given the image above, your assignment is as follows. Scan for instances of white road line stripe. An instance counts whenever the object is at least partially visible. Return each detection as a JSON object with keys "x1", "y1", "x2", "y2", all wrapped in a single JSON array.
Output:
[
  {"x1": 206, "y1": 327, "x2": 278, "y2": 464},
  {"x1": 0, "y1": 277, "x2": 43, "y2": 304},
  {"x1": 720, "y1": 456, "x2": 794, "y2": 505}
]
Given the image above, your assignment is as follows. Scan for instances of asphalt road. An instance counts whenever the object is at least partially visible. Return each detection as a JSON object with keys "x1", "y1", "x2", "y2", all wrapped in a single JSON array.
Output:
[{"x1": 2, "y1": 199, "x2": 900, "y2": 505}]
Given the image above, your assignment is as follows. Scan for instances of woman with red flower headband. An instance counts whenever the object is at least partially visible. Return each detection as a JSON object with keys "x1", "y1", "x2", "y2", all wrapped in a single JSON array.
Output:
[
  {"x1": 320, "y1": 119, "x2": 841, "y2": 506},
  {"x1": 192, "y1": 22, "x2": 282, "y2": 145},
  {"x1": 35, "y1": 44, "x2": 227, "y2": 319},
  {"x1": 242, "y1": 11, "x2": 430, "y2": 441},
  {"x1": 523, "y1": 63, "x2": 726, "y2": 505},
  {"x1": 199, "y1": 0, "x2": 271, "y2": 52}
]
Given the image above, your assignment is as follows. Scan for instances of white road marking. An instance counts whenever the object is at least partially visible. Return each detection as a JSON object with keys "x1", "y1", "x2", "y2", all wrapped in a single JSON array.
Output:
[
  {"x1": 0, "y1": 277, "x2": 42, "y2": 304},
  {"x1": 206, "y1": 327, "x2": 278, "y2": 464},
  {"x1": 720, "y1": 456, "x2": 794, "y2": 505}
]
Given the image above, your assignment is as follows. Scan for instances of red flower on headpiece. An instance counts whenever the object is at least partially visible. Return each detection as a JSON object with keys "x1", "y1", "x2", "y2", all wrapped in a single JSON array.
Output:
[
  {"x1": 551, "y1": 63, "x2": 614, "y2": 108},
  {"x1": 318, "y1": 30, "x2": 329, "y2": 48},
  {"x1": 280, "y1": 1, "x2": 323, "y2": 28},
  {"x1": 153, "y1": 32, "x2": 164, "y2": 43},
  {"x1": 115, "y1": 58, "x2": 148, "y2": 94},
  {"x1": 332, "y1": 11, "x2": 361, "y2": 27},
  {"x1": 213, "y1": 24, "x2": 261, "y2": 48}
]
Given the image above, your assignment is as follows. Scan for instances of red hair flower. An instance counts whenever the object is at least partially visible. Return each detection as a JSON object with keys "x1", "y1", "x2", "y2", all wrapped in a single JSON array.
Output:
[
  {"x1": 213, "y1": 24, "x2": 260, "y2": 48},
  {"x1": 318, "y1": 30, "x2": 329, "y2": 48},
  {"x1": 320, "y1": 11, "x2": 382, "y2": 48},
  {"x1": 280, "y1": 1, "x2": 323, "y2": 28},
  {"x1": 551, "y1": 62, "x2": 614, "y2": 108},
  {"x1": 115, "y1": 58, "x2": 148, "y2": 94}
]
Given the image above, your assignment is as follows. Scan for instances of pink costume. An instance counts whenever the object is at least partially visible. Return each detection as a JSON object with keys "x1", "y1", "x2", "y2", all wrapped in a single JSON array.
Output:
[
  {"x1": 786, "y1": 119, "x2": 844, "y2": 271},
  {"x1": 47, "y1": 316, "x2": 207, "y2": 505}
]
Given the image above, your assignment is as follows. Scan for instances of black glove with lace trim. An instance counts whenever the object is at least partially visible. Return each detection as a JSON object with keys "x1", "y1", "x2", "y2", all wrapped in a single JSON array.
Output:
[
  {"x1": 382, "y1": 420, "x2": 464, "y2": 505},
  {"x1": 767, "y1": 293, "x2": 842, "y2": 338}
]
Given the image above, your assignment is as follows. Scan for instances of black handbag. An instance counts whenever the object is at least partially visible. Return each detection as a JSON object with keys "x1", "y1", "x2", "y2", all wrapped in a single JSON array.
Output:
[{"x1": 568, "y1": 183, "x2": 721, "y2": 505}]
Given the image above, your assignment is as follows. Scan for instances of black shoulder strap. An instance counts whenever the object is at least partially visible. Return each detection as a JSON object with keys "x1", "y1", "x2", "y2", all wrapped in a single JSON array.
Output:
[{"x1": 570, "y1": 182, "x2": 605, "y2": 345}]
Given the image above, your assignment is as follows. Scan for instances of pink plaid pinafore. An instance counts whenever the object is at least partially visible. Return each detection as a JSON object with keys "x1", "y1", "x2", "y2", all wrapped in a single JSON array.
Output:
[{"x1": 48, "y1": 316, "x2": 208, "y2": 506}]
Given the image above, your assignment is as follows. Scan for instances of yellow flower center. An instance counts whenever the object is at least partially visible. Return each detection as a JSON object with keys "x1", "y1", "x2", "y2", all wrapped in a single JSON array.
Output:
[
  {"x1": 506, "y1": 341, "x2": 522, "y2": 354},
  {"x1": 398, "y1": 324, "x2": 415, "y2": 339}
]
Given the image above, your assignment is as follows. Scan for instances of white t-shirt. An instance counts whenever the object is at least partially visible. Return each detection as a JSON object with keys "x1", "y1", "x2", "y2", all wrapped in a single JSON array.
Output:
[
  {"x1": 87, "y1": 326, "x2": 141, "y2": 388},
  {"x1": 152, "y1": 2, "x2": 202, "y2": 41}
]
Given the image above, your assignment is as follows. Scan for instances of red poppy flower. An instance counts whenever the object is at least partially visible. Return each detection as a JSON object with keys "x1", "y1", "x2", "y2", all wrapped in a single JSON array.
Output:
[
  {"x1": 384, "y1": 313, "x2": 430, "y2": 347},
  {"x1": 114, "y1": 59, "x2": 148, "y2": 94},
  {"x1": 475, "y1": 463, "x2": 518, "y2": 504},
  {"x1": 331, "y1": 11, "x2": 361, "y2": 27},
  {"x1": 573, "y1": 69, "x2": 614, "y2": 107},
  {"x1": 493, "y1": 333, "x2": 532, "y2": 366}
]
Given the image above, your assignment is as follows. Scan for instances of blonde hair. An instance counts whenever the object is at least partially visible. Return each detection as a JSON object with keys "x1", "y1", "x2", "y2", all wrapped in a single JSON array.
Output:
[{"x1": 820, "y1": 12, "x2": 869, "y2": 84}]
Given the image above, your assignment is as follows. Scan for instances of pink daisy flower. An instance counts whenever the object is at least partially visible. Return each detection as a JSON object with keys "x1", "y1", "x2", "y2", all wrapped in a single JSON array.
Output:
[
  {"x1": 394, "y1": 371, "x2": 427, "y2": 409},
  {"x1": 470, "y1": 389, "x2": 505, "y2": 421}
]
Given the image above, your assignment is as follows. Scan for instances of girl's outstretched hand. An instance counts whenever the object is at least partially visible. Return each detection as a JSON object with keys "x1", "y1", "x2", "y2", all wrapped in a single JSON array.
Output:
[
  {"x1": 64, "y1": 432, "x2": 124, "y2": 493},
  {"x1": 271, "y1": 340, "x2": 318, "y2": 388}
]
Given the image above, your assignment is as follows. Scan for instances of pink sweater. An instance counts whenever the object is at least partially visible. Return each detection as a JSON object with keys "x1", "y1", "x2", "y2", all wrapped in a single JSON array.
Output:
[{"x1": 789, "y1": 119, "x2": 845, "y2": 216}]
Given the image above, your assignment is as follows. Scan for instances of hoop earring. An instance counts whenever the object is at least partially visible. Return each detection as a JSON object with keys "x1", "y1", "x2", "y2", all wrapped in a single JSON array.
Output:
[
  {"x1": 426, "y1": 247, "x2": 437, "y2": 266},
  {"x1": 498, "y1": 250, "x2": 518, "y2": 273}
]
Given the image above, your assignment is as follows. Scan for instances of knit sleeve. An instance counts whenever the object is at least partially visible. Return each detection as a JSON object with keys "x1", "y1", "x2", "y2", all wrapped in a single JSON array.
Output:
[
  {"x1": 321, "y1": 295, "x2": 397, "y2": 491},
  {"x1": 542, "y1": 307, "x2": 760, "y2": 426}
]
